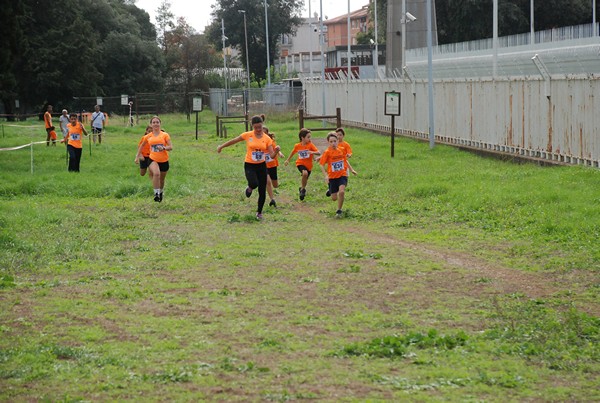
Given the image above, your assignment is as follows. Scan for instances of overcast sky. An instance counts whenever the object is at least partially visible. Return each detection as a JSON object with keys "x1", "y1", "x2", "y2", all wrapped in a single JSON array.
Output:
[{"x1": 135, "y1": 0, "x2": 367, "y2": 34}]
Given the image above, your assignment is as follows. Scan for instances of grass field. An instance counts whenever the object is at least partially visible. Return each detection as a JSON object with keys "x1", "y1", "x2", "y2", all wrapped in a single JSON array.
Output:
[{"x1": 0, "y1": 112, "x2": 599, "y2": 401}]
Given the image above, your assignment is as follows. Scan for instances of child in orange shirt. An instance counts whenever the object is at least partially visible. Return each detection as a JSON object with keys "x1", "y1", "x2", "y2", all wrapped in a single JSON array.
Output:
[
  {"x1": 135, "y1": 116, "x2": 173, "y2": 202},
  {"x1": 60, "y1": 114, "x2": 89, "y2": 172},
  {"x1": 136, "y1": 125, "x2": 152, "y2": 177},
  {"x1": 335, "y1": 127, "x2": 353, "y2": 158},
  {"x1": 263, "y1": 126, "x2": 285, "y2": 208},
  {"x1": 284, "y1": 128, "x2": 320, "y2": 201},
  {"x1": 319, "y1": 132, "x2": 357, "y2": 218}
]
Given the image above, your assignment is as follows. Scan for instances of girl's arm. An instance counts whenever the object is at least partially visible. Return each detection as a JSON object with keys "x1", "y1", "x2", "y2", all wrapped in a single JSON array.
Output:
[
  {"x1": 135, "y1": 140, "x2": 147, "y2": 163},
  {"x1": 217, "y1": 135, "x2": 243, "y2": 153},
  {"x1": 81, "y1": 125, "x2": 89, "y2": 137},
  {"x1": 164, "y1": 138, "x2": 173, "y2": 151},
  {"x1": 268, "y1": 144, "x2": 281, "y2": 159}
]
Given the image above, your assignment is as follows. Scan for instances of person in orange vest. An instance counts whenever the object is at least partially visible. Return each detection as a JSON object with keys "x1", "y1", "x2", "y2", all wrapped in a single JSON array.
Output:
[
  {"x1": 44, "y1": 105, "x2": 57, "y2": 146},
  {"x1": 61, "y1": 114, "x2": 90, "y2": 172}
]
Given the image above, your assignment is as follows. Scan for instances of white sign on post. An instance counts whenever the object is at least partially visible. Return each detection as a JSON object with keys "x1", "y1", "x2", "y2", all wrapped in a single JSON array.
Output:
[
  {"x1": 193, "y1": 97, "x2": 203, "y2": 112},
  {"x1": 384, "y1": 91, "x2": 401, "y2": 116},
  {"x1": 120, "y1": 95, "x2": 129, "y2": 106},
  {"x1": 96, "y1": 97, "x2": 103, "y2": 106}
]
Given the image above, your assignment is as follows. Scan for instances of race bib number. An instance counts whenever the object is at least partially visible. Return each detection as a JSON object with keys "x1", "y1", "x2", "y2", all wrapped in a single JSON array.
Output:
[
  {"x1": 71, "y1": 134, "x2": 81, "y2": 141},
  {"x1": 151, "y1": 144, "x2": 164, "y2": 152},
  {"x1": 298, "y1": 150, "x2": 310, "y2": 159},
  {"x1": 331, "y1": 160, "x2": 344, "y2": 172},
  {"x1": 265, "y1": 153, "x2": 272, "y2": 163},
  {"x1": 251, "y1": 151, "x2": 264, "y2": 161}
]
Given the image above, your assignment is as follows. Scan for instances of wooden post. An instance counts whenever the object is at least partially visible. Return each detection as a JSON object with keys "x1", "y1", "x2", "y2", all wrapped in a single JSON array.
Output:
[
  {"x1": 336, "y1": 107, "x2": 341, "y2": 129},
  {"x1": 298, "y1": 109, "x2": 304, "y2": 129}
]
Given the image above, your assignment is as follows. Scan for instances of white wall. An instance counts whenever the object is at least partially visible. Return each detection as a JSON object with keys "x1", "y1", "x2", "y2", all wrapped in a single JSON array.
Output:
[{"x1": 303, "y1": 76, "x2": 600, "y2": 167}]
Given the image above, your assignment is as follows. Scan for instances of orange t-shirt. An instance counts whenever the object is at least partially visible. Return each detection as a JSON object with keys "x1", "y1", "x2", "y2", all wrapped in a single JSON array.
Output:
[
  {"x1": 339, "y1": 140, "x2": 352, "y2": 156},
  {"x1": 66, "y1": 122, "x2": 85, "y2": 148},
  {"x1": 44, "y1": 111, "x2": 52, "y2": 129},
  {"x1": 241, "y1": 131, "x2": 273, "y2": 164},
  {"x1": 319, "y1": 146, "x2": 348, "y2": 179},
  {"x1": 145, "y1": 131, "x2": 171, "y2": 163},
  {"x1": 265, "y1": 139, "x2": 279, "y2": 168},
  {"x1": 138, "y1": 134, "x2": 151, "y2": 157},
  {"x1": 289, "y1": 142, "x2": 319, "y2": 170}
]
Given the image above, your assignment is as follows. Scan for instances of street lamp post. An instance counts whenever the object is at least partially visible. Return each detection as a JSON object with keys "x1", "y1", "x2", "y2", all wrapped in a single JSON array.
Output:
[
  {"x1": 264, "y1": 0, "x2": 271, "y2": 86},
  {"x1": 238, "y1": 10, "x2": 251, "y2": 89}
]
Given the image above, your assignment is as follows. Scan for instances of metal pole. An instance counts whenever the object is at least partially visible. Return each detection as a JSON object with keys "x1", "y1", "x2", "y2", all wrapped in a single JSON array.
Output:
[
  {"x1": 402, "y1": 0, "x2": 406, "y2": 68},
  {"x1": 221, "y1": 19, "x2": 228, "y2": 116},
  {"x1": 427, "y1": 0, "x2": 435, "y2": 149},
  {"x1": 493, "y1": 0, "x2": 498, "y2": 78},
  {"x1": 374, "y1": 0, "x2": 379, "y2": 78},
  {"x1": 239, "y1": 10, "x2": 251, "y2": 89},
  {"x1": 309, "y1": 1, "x2": 313, "y2": 76},
  {"x1": 594, "y1": 0, "x2": 597, "y2": 36},
  {"x1": 264, "y1": 0, "x2": 271, "y2": 86},
  {"x1": 320, "y1": 0, "x2": 326, "y2": 124},
  {"x1": 347, "y1": 0, "x2": 351, "y2": 85},
  {"x1": 530, "y1": 0, "x2": 535, "y2": 45}
]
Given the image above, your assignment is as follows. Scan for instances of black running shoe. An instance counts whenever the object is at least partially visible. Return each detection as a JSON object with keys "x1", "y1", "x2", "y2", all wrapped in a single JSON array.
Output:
[
  {"x1": 326, "y1": 190, "x2": 331, "y2": 197},
  {"x1": 299, "y1": 187, "x2": 306, "y2": 201},
  {"x1": 154, "y1": 194, "x2": 160, "y2": 202},
  {"x1": 335, "y1": 209, "x2": 343, "y2": 218},
  {"x1": 158, "y1": 192, "x2": 163, "y2": 202}
]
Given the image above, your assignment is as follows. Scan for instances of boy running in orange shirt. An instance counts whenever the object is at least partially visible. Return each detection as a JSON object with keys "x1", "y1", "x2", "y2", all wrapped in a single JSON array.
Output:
[
  {"x1": 284, "y1": 128, "x2": 320, "y2": 201},
  {"x1": 319, "y1": 132, "x2": 357, "y2": 218}
]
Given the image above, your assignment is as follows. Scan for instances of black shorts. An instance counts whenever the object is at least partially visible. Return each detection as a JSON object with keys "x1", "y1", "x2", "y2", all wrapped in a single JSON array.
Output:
[
  {"x1": 149, "y1": 159, "x2": 170, "y2": 172},
  {"x1": 267, "y1": 166, "x2": 278, "y2": 180},
  {"x1": 139, "y1": 156, "x2": 151, "y2": 169},
  {"x1": 297, "y1": 165, "x2": 311, "y2": 178},
  {"x1": 92, "y1": 127, "x2": 103, "y2": 134},
  {"x1": 328, "y1": 176, "x2": 348, "y2": 195}
]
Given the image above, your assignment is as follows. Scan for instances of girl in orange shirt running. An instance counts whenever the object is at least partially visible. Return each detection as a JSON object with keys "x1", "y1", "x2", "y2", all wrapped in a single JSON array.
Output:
[
  {"x1": 136, "y1": 125, "x2": 152, "y2": 177},
  {"x1": 319, "y1": 132, "x2": 357, "y2": 218},
  {"x1": 263, "y1": 126, "x2": 285, "y2": 208},
  {"x1": 284, "y1": 128, "x2": 320, "y2": 201},
  {"x1": 60, "y1": 114, "x2": 89, "y2": 172},
  {"x1": 135, "y1": 116, "x2": 173, "y2": 202},
  {"x1": 217, "y1": 115, "x2": 281, "y2": 220}
]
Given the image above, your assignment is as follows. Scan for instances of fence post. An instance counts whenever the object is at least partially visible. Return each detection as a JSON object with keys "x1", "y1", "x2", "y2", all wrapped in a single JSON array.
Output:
[
  {"x1": 298, "y1": 109, "x2": 304, "y2": 130},
  {"x1": 336, "y1": 107, "x2": 341, "y2": 129},
  {"x1": 216, "y1": 116, "x2": 220, "y2": 138}
]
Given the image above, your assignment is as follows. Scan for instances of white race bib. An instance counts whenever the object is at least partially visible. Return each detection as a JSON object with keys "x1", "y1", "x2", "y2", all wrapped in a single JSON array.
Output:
[
  {"x1": 251, "y1": 151, "x2": 265, "y2": 162},
  {"x1": 331, "y1": 160, "x2": 344, "y2": 172},
  {"x1": 71, "y1": 134, "x2": 81, "y2": 141},
  {"x1": 298, "y1": 150, "x2": 310, "y2": 159}
]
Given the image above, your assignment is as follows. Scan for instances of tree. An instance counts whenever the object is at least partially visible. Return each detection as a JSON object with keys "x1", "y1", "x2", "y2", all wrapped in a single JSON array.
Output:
[
  {"x1": 205, "y1": 0, "x2": 304, "y2": 83},
  {"x1": 155, "y1": 0, "x2": 176, "y2": 50}
]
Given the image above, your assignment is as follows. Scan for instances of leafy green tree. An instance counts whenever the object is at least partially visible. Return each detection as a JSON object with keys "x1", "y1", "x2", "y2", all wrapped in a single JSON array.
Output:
[{"x1": 205, "y1": 0, "x2": 304, "y2": 83}]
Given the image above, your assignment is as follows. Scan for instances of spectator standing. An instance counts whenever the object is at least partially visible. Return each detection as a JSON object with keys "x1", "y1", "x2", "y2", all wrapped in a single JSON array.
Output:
[
  {"x1": 90, "y1": 104, "x2": 106, "y2": 145},
  {"x1": 44, "y1": 105, "x2": 57, "y2": 146}
]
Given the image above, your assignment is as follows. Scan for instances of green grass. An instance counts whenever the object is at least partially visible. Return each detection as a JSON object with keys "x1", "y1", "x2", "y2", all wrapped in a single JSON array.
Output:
[{"x1": 0, "y1": 111, "x2": 599, "y2": 401}]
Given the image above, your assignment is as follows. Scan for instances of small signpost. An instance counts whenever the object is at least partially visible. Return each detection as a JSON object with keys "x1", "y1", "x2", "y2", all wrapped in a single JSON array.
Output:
[
  {"x1": 384, "y1": 91, "x2": 401, "y2": 157},
  {"x1": 193, "y1": 97, "x2": 203, "y2": 140}
]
